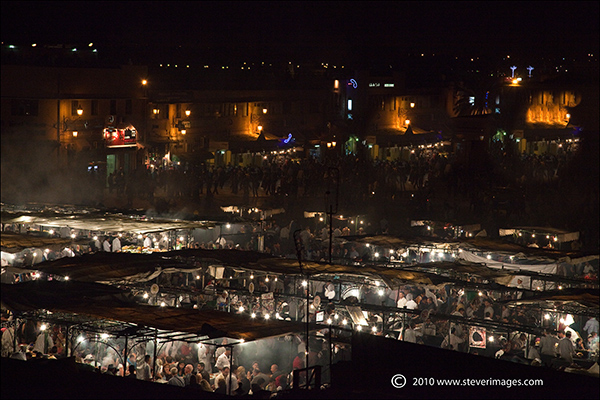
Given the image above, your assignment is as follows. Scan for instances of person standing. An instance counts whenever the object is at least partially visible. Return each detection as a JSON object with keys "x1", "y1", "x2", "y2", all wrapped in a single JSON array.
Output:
[
  {"x1": 112, "y1": 235, "x2": 121, "y2": 252},
  {"x1": 557, "y1": 330, "x2": 575, "y2": 365},
  {"x1": 136, "y1": 354, "x2": 152, "y2": 381},
  {"x1": 583, "y1": 317, "x2": 599, "y2": 341},
  {"x1": 539, "y1": 329, "x2": 559, "y2": 367},
  {"x1": 102, "y1": 237, "x2": 111, "y2": 252},
  {"x1": 215, "y1": 347, "x2": 231, "y2": 372},
  {"x1": 143, "y1": 234, "x2": 153, "y2": 248}
]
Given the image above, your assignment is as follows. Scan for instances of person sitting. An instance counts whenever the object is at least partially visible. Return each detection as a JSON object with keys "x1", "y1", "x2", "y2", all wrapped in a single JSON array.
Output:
[
  {"x1": 199, "y1": 379, "x2": 213, "y2": 392},
  {"x1": 236, "y1": 366, "x2": 251, "y2": 395},
  {"x1": 214, "y1": 378, "x2": 227, "y2": 395},
  {"x1": 167, "y1": 367, "x2": 185, "y2": 386},
  {"x1": 213, "y1": 366, "x2": 238, "y2": 395},
  {"x1": 526, "y1": 339, "x2": 542, "y2": 365},
  {"x1": 197, "y1": 361, "x2": 210, "y2": 383}
]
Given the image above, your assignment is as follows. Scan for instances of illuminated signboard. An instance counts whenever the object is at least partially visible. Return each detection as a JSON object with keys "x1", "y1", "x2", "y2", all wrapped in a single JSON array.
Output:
[{"x1": 104, "y1": 126, "x2": 137, "y2": 148}]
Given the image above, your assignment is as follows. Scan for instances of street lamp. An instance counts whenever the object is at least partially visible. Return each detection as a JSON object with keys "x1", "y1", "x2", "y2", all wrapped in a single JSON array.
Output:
[
  {"x1": 76, "y1": 105, "x2": 83, "y2": 116},
  {"x1": 185, "y1": 109, "x2": 191, "y2": 117}
]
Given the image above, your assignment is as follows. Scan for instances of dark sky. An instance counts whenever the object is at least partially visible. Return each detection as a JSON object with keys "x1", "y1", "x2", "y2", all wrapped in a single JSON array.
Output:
[{"x1": 2, "y1": 1, "x2": 599, "y2": 58}]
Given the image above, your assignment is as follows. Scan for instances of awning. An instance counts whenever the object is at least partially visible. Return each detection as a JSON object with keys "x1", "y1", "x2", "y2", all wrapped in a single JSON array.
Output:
[
  {"x1": 1, "y1": 211, "x2": 217, "y2": 235},
  {"x1": 1, "y1": 280, "x2": 310, "y2": 342},
  {"x1": 1, "y1": 232, "x2": 89, "y2": 253}
]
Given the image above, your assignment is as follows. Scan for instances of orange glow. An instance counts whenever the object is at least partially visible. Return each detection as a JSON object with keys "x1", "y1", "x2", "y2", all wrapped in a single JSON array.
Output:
[{"x1": 526, "y1": 104, "x2": 572, "y2": 127}]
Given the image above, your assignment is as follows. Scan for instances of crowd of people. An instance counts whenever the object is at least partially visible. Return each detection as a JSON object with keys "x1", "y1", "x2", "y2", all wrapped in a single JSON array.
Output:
[{"x1": 2, "y1": 311, "x2": 349, "y2": 397}]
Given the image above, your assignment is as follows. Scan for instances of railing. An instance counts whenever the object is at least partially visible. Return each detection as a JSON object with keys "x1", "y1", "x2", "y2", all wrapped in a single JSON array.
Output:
[{"x1": 292, "y1": 365, "x2": 321, "y2": 390}]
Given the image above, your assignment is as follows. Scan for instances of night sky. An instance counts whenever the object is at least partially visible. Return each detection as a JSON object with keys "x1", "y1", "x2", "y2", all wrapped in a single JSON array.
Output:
[{"x1": 2, "y1": 1, "x2": 599, "y2": 60}]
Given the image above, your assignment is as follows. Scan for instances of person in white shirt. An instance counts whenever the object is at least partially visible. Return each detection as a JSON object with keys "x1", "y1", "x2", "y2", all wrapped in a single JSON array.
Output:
[
  {"x1": 404, "y1": 293, "x2": 417, "y2": 310},
  {"x1": 143, "y1": 234, "x2": 153, "y2": 248},
  {"x1": 215, "y1": 348, "x2": 231, "y2": 371},
  {"x1": 102, "y1": 237, "x2": 111, "y2": 252},
  {"x1": 93, "y1": 237, "x2": 101, "y2": 252},
  {"x1": 112, "y1": 235, "x2": 121, "y2": 252},
  {"x1": 396, "y1": 292, "x2": 407, "y2": 308},
  {"x1": 583, "y1": 317, "x2": 599, "y2": 337},
  {"x1": 403, "y1": 321, "x2": 422, "y2": 343},
  {"x1": 197, "y1": 343, "x2": 213, "y2": 372}
]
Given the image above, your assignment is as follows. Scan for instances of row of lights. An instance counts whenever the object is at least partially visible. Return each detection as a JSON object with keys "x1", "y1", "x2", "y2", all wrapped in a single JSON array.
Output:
[{"x1": 517, "y1": 232, "x2": 559, "y2": 242}]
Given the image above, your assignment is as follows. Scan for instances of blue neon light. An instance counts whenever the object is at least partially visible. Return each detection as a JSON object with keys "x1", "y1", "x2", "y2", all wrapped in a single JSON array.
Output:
[
  {"x1": 350, "y1": 79, "x2": 357, "y2": 88},
  {"x1": 284, "y1": 133, "x2": 293, "y2": 143}
]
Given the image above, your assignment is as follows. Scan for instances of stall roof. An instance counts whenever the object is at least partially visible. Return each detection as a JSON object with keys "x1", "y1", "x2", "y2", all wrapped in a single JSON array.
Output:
[
  {"x1": 348, "y1": 234, "x2": 589, "y2": 260},
  {"x1": 499, "y1": 227, "x2": 580, "y2": 243},
  {"x1": 22, "y1": 249, "x2": 278, "y2": 283},
  {"x1": 500, "y1": 288, "x2": 600, "y2": 317},
  {"x1": 14, "y1": 249, "x2": 595, "y2": 293},
  {"x1": 1, "y1": 211, "x2": 217, "y2": 234},
  {"x1": 1, "y1": 280, "x2": 310, "y2": 342},
  {"x1": 1, "y1": 232, "x2": 89, "y2": 253}
]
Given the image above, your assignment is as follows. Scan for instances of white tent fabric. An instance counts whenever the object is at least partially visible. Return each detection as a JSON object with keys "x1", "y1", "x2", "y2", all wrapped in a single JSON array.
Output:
[{"x1": 457, "y1": 250, "x2": 558, "y2": 274}]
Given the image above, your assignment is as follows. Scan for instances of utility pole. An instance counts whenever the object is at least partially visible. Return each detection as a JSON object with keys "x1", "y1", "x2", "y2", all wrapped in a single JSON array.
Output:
[
  {"x1": 326, "y1": 167, "x2": 339, "y2": 264},
  {"x1": 293, "y1": 229, "x2": 309, "y2": 384}
]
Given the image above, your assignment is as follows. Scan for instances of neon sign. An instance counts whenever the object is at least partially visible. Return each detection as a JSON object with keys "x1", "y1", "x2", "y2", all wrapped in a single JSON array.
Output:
[
  {"x1": 350, "y1": 79, "x2": 358, "y2": 88},
  {"x1": 283, "y1": 133, "x2": 293, "y2": 144}
]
